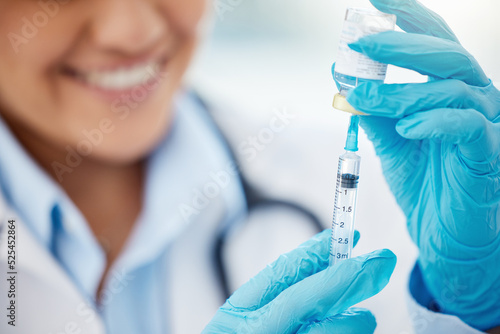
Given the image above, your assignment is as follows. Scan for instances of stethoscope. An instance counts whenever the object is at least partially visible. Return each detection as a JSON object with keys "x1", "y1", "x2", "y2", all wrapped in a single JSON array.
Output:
[{"x1": 190, "y1": 91, "x2": 325, "y2": 299}]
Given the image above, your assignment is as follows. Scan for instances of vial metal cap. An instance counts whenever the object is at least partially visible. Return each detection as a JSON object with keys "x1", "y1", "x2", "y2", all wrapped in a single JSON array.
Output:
[{"x1": 332, "y1": 93, "x2": 366, "y2": 115}]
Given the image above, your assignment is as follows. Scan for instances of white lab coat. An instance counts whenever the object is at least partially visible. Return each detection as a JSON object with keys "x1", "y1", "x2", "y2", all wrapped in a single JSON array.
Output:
[
  {"x1": 0, "y1": 100, "x2": 488, "y2": 334},
  {"x1": 0, "y1": 170, "x2": 320, "y2": 334}
]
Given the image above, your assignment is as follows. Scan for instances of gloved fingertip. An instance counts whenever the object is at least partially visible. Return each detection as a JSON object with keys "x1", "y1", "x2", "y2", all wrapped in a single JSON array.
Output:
[
  {"x1": 346, "y1": 306, "x2": 377, "y2": 320},
  {"x1": 354, "y1": 248, "x2": 397, "y2": 277},
  {"x1": 366, "y1": 248, "x2": 397, "y2": 262},
  {"x1": 350, "y1": 80, "x2": 381, "y2": 96},
  {"x1": 345, "y1": 95, "x2": 365, "y2": 115},
  {"x1": 340, "y1": 307, "x2": 377, "y2": 332},
  {"x1": 395, "y1": 117, "x2": 423, "y2": 139},
  {"x1": 347, "y1": 41, "x2": 363, "y2": 53},
  {"x1": 346, "y1": 82, "x2": 380, "y2": 113},
  {"x1": 299, "y1": 308, "x2": 377, "y2": 334},
  {"x1": 331, "y1": 249, "x2": 397, "y2": 282},
  {"x1": 350, "y1": 31, "x2": 404, "y2": 55},
  {"x1": 394, "y1": 121, "x2": 409, "y2": 136},
  {"x1": 353, "y1": 230, "x2": 361, "y2": 247}
]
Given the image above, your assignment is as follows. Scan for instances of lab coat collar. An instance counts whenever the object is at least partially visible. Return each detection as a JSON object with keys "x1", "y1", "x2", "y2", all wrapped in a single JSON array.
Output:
[
  {"x1": 0, "y1": 115, "x2": 61, "y2": 249},
  {"x1": 0, "y1": 196, "x2": 106, "y2": 333},
  {"x1": 0, "y1": 115, "x2": 106, "y2": 300}
]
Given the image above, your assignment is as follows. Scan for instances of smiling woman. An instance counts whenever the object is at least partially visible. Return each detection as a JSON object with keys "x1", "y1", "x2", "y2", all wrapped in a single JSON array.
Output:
[{"x1": 0, "y1": 0, "x2": 207, "y2": 319}]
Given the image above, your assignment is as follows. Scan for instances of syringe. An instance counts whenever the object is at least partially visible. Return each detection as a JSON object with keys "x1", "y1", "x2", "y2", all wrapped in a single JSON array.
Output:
[
  {"x1": 329, "y1": 115, "x2": 360, "y2": 266},
  {"x1": 328, "y1": 7, "x2": 394, "y2": 266}
]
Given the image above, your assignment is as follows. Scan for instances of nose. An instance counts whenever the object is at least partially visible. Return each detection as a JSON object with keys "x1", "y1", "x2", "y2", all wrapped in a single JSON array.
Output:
[{"x1": 89, "y1": 0, "x2": 167, "y2": 55}]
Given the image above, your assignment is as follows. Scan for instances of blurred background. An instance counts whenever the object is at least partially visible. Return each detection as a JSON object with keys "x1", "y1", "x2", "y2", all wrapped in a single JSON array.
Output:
[{"x1": 187, "y1": 1, "x2": 498, "y2": 333}]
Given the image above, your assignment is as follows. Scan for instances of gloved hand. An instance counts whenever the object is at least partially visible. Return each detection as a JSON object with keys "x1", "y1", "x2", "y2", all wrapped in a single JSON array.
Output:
[
  {"x1": 334, "y1": 0, "x2": 500, "y2": 330},
  {"x1": 203, "y1": 230, "x2": 396, "y2": 334}
]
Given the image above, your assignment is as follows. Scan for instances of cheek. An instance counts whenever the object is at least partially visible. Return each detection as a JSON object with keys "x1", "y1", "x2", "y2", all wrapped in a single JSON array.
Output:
[
  {"x1": 0, "y1": 2, "x2": 84, "y2": 73},
  {"x1": 0, "y1": 2, "x2": 85, "y2": 125},
  {"x1": 163, "y1": 0, "x2": 208, "y2": 37}
]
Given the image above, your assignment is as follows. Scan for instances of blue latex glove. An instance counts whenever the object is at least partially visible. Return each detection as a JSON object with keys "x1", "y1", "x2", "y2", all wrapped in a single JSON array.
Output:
[
  {"x1": 334, "y1": 0, "x2": 500, "y2": 330},
  {"x1": 203, "y1": 230, "x2": 396, "y2": 334}
]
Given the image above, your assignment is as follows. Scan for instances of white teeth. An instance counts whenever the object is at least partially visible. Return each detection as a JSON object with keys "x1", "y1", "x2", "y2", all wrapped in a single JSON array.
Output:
[{"x1": 82, "y1": 62, "x2": 159, "y2": 90}]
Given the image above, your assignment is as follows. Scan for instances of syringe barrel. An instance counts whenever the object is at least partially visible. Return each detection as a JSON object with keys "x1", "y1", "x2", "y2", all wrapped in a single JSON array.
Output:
[
  {"x1": 338, "y1": 151, "x2": 360, "y2": 177},
  {"x1": 329, "y1": 151, "x2": 361, "y2": 266}
]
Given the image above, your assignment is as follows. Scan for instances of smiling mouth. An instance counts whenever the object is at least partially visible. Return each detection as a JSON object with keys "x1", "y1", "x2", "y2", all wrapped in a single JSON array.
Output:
[{"x1": 62, "y1": 57, "x2": 167, "y2": 92}]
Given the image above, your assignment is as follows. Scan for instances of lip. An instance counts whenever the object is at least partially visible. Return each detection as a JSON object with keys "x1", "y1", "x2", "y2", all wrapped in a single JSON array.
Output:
[
  {"x1": 64, "y1": 46, "x2": 170, "y2": 72},
  {"x1": 60, "y1": 53, "x2": 169, "y2": 102}
]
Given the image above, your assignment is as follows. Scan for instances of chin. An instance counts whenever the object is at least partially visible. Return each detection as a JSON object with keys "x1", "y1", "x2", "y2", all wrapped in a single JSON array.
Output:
[
  {"x1": 58, "y1": 109, "x2": 172, "y2": 171},
  {"x1": 98, "y1": 118, "x2": 171, "y2": 166}
]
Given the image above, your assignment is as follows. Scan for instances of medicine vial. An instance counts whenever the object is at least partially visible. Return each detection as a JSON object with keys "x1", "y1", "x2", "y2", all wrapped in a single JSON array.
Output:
[{"x1": 333, "y1": 7, "x2": 396, "y2": 112}]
